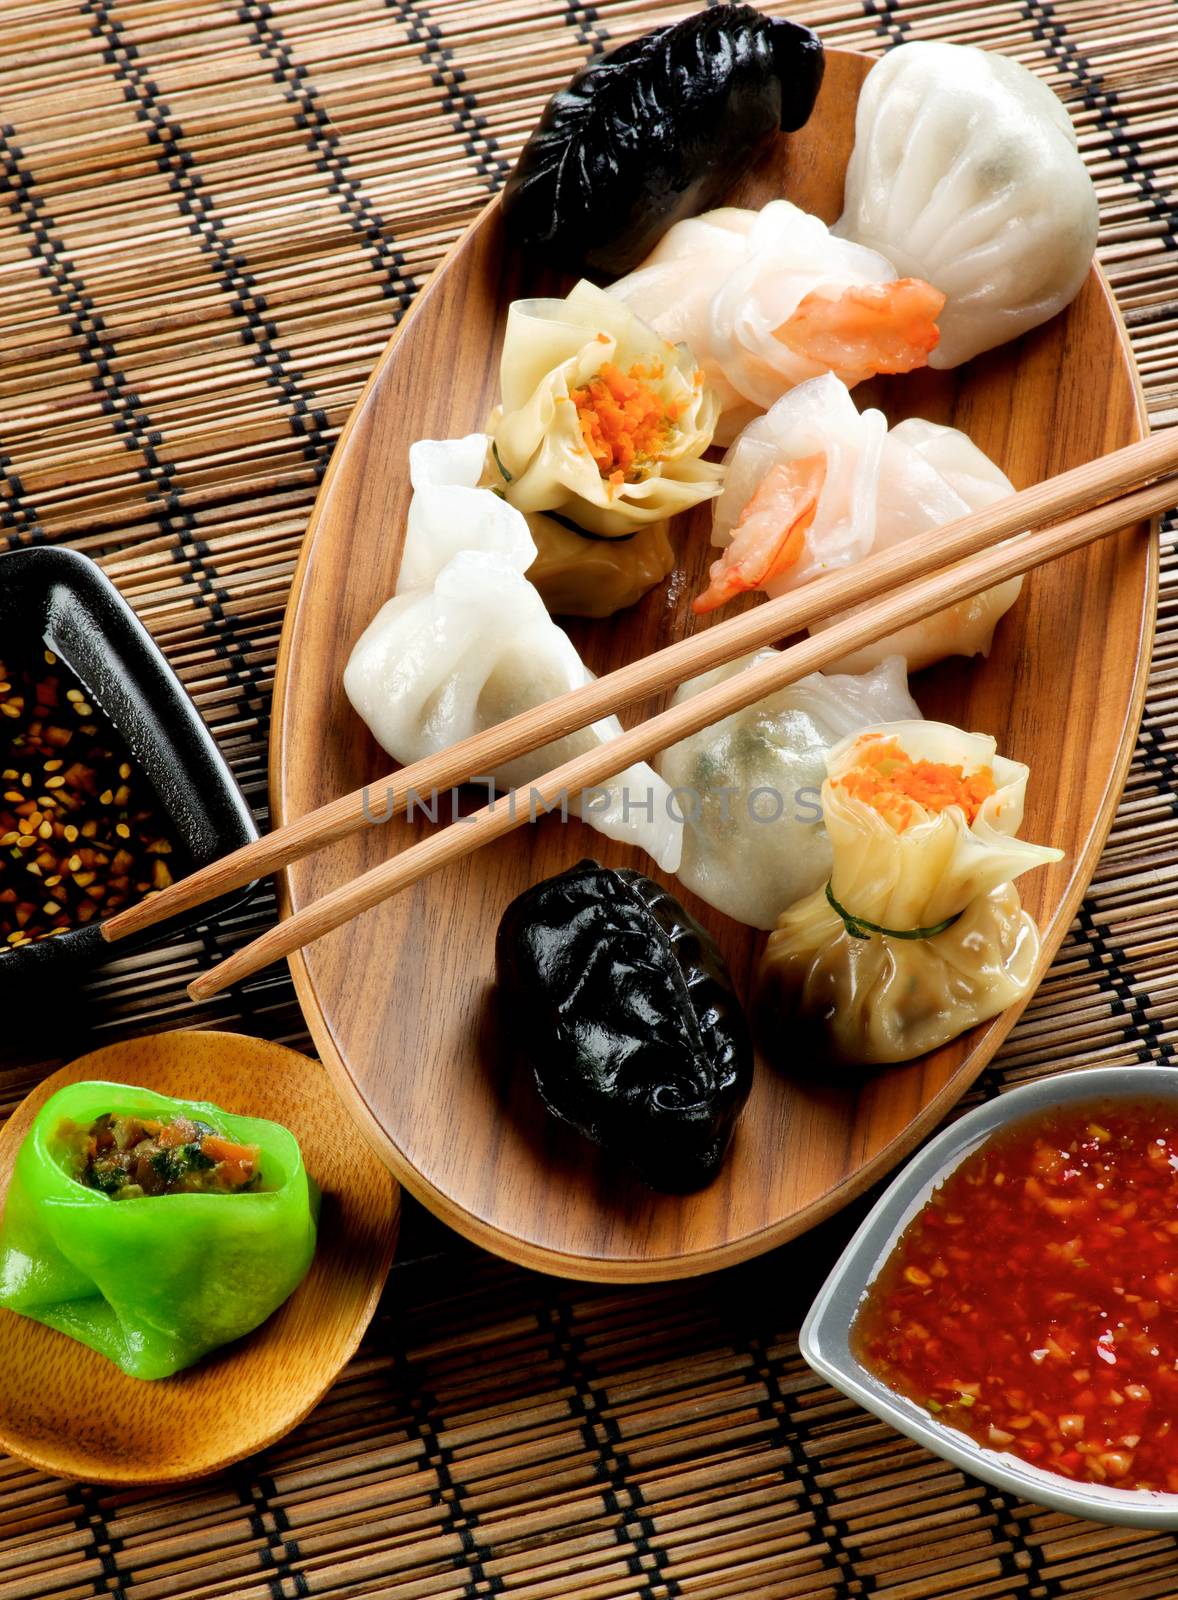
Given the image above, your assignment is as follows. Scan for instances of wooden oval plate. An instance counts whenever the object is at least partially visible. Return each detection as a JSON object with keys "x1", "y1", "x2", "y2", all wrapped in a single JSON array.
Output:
[
  {"x1": 0, "y1": 1030, "x2": 399, "y2": 1483},
  {"x1": 272, "y1": 50, "x2": 1156, "y2": 1282}
]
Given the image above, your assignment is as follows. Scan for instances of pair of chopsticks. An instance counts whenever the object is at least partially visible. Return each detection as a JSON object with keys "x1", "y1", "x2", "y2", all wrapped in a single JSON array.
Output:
[{"x1": 103, "y1": 428, "x2": 1178, "y2": 1001}]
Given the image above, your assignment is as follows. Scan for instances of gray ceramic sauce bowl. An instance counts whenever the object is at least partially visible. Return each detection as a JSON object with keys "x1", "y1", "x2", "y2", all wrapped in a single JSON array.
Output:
[{"x1": 801, "y1": 1064, "x2": 1178, "y2": 1528}]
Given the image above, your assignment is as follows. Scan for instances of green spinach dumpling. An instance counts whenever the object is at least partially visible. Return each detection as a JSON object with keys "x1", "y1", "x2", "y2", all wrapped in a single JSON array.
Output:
[{"x1": 0, "y1": 1080, "x2": 318, "y2": 1380}]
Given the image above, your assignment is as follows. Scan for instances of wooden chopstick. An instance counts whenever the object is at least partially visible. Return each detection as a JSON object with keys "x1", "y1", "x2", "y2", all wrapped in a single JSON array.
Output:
[
  {"x1": 185, "y1": 472, "x2": 1173, "y2": 1002},
  {"x1": 103, "y1": 427, "x2": 1178, "y2": 949}
]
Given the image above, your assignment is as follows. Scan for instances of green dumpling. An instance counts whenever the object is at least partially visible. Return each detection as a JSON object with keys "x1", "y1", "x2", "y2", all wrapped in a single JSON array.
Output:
[{"x1": 0, "y1": 1080, "x2": 318, "y2": 1380}]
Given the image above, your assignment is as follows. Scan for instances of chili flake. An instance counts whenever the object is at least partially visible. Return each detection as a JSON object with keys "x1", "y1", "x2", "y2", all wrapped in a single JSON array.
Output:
[
  {"x1": 0, "y1": 649, "x2": 180, "y2": 949},
  {"x1": 853, "y1": 1099, "x2": 1178, "y2": 1493}
]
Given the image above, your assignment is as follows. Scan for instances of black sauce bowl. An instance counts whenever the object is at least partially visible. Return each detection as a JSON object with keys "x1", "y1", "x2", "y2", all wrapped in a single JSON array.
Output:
[{"x1": 0, "y1": 547, "x2": 258, "y2": 996}]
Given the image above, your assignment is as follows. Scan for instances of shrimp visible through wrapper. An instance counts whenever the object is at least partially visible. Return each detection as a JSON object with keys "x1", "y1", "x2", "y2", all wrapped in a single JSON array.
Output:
[
  {"x1": 692, "y1": 453, "x2": 827, "y2": 614},
  {"x1": 775, "y1": 278, "x2": 946, "y2": 383}
]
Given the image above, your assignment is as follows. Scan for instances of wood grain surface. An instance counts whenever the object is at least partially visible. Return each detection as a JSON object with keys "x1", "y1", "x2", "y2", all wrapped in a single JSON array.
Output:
[
  {"x1": 272, "y1": 49, "x2": 1158, "y2": 1282},
  {"x1": 0, "y1": 1031, "x2": 399, "y2": 1484}
]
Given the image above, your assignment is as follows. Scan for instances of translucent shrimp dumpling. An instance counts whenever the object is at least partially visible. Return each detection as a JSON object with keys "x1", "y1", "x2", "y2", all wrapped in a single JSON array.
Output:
[
  {"x1": 835, "y1": 42, "x2": 1099, "y2": 368},
  {"x1": 658, "y1": 654, "x2": 921, "y2": 929},
  {"x1": 609, "y1": 200, "x2": 945, "y2": 442},
  {"x1": 694, "y1": 374, "x2": 1022, "y2": 674}
]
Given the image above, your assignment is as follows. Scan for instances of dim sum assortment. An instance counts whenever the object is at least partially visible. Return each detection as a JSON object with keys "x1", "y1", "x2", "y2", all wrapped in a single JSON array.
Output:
[
  {"x1": 496, "y1": 861, "x2": 752, "y2": 1189},
  {"x1": 328, "y1": 12, "x2": 1091, "y2": 1185},
  {"x1": 343, "y1": 436, "x2": 683, "y2": 871},
  {"x1": 657, "y1": 654, "x2": 920, "y2": 929},
  {"x1": 0, "y1": 1082, "x2": 317, "y2": 1379},
  {"x1": 697, "y1": 374, "x2": 1023, "y2": 673},
  {"x1": 500, "y1": 6, "x2": 824, "y2": 277},
  {"x1": 610, "y1": 202, "x2": 945, "y2": 441},
  {"x1": 758, "y1": 724, "x2": 1064, "y2": 1063},
  {"x1": 836, "y1": 42, "x2": 1098, "y2": 368}
]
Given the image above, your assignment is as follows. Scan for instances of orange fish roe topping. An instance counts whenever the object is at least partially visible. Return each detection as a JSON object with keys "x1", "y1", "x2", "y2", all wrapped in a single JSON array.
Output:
[
  {"x1": 570, "y1": 360, "x2": 685, "y2": 485},
  {"x1": 834, "y1": 737, "x2": 997, "y2": 831}
]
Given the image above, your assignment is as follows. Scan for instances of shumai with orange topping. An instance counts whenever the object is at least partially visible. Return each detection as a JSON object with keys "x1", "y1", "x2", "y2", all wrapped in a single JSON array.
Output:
[{"x1": 487, "y1": 278, "x2": 722, "y2": 540}]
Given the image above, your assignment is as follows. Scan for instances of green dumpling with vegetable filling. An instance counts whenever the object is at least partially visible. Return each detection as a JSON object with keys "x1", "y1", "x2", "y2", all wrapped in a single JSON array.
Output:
[{"x1": 0, "y1": 1080, "x2": 318, "y2": 1380}]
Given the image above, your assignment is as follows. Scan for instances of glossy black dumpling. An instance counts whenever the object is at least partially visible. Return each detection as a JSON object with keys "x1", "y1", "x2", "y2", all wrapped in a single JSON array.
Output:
[
  {"x1": 500, "y1": 6, "x2": 825, "y2": 277},
  {"x1": 495, "y1": 859, "x2": 753, "y2": 1191}
]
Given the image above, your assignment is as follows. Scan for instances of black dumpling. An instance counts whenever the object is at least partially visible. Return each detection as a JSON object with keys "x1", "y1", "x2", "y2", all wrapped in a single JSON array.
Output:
[
  {"x1": 500, "y1": 6, "x2": 824, "y2": 277},
  {"x1": 495, "y1": 860, "x2": 753, "y2": 1191}
]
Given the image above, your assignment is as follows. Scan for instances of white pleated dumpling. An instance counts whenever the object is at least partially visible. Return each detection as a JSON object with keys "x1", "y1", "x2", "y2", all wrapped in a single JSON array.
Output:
[
  {"x1": 609, "y1": 201, "x2": 945, "y2": 442},
  {"x1": 396, "y1": 434, "x2": 525, "y2": 589},
  {"x1": 835, "y1": 41, "x2": 1099, "y2": 368},
  {"x1": 657, "y1": 655, "x2": 921, "y2": 929},
  {"x1": 343, "y1": 435, "x2": 683, "y2": 872},
  {"x1": 695, "y1": 374, "x2": 1021, "y2": 674}
]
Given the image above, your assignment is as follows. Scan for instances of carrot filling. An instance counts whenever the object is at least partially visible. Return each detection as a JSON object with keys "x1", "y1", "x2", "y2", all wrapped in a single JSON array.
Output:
[
  {"x1": 854, "y1": 1100, "x2": 1178, "y2": 1494},
  {"x1": 692, "y1": 453, "x2": 827, "y2": 615},
  {"x1": 775, "y1": 278, "x2": 945, "y2": 378},
  {"x1": 833, "y1": 736, "x2": 996, "y2": 830},
  {"x1": 571, "y1": 360, "x2": 685, "y2": 487},
  {"x1": 58, "y1": 1112, "x2": 264, "y2": 1198}
]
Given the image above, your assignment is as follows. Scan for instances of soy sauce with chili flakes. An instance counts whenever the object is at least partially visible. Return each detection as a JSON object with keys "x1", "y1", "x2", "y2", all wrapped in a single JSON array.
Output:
[
  {"x1": 0, "y1": 647, "x2": 180, "y2": 949},
  {"x1": 853, "y1": 1100, "x2": 1178, "y2": 1493}
]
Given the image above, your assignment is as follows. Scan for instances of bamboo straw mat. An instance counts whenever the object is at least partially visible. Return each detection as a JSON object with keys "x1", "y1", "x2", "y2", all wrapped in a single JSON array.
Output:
[{"x1": 1, "y1": 0, "x2": 1177, "y2": 1594}]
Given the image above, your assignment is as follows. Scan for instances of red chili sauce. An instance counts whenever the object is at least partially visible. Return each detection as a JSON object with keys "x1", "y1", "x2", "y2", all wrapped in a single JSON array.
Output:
[{"x1": 852, "y1": 1099, "x2": 1178, "y2": 1493}]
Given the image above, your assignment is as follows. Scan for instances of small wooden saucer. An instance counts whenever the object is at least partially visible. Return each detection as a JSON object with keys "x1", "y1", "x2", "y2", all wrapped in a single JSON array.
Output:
[{"x1": 0, "y1": 1029, "x2": 399, "y2": 1484}]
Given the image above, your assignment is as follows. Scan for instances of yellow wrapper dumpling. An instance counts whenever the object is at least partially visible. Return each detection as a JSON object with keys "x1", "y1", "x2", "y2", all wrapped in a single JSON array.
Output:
[
  {"x1": 524, "y1": 514, "x2": 675, "y2": 618},
  {"x1": 758, "y1": 721, "x2": 1063, "y2": 1064},
  {"x1": 487, "y1": 280, "x2": 722, "y2": 539}
]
